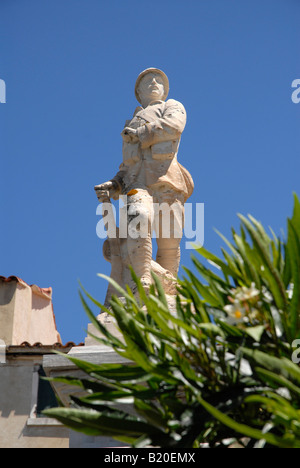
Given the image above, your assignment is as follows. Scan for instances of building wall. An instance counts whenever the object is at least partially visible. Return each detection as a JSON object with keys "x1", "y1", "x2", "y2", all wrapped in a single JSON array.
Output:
[
  {"x1": 0, "y1": 277, "x2": 61, "y2": 346},
  {"x1": 0, "y1": 356, "x2": 69, "y2": 448},
  {"x1": 0, "y1": 281, "x2": 16, "y2": 344}
]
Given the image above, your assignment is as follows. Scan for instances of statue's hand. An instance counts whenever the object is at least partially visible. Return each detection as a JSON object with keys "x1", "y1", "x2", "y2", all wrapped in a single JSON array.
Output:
[
  {"x1": 94, "y1": 181, "x2": 119, "y2": 202},
  {"x1": 121, "y1": 127, "x2": 139, "y2": 144}
]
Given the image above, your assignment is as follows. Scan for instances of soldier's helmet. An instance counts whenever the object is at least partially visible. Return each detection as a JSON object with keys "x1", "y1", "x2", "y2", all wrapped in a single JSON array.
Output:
[{"x1": 135, "y1": 68, "x2": 169, "y2": 103}]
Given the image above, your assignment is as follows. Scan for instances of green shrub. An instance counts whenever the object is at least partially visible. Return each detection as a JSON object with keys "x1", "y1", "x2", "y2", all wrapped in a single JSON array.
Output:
[{"x1": 44, "y1": 194, "x2": 300, "y2": 448}]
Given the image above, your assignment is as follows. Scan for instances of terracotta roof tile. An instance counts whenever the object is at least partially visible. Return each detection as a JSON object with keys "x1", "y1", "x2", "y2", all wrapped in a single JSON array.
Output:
[
  {"x1": 6, "y1": 342, "x2": 84, "y2": 354},
  {"x1": 18, "y1": 341, "x2": 84, "y2": 348},
  {"x1": 0, "y1": 275, "x2": 52, "y2": 299}
]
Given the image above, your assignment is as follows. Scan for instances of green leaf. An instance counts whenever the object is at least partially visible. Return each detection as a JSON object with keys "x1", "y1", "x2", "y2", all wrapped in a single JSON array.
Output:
[
  {"x1": 134, "y1": 399, "x2": 167, "y2": 429},
  {"x1": 79, "y1": 280, "x2": 111, "y2": 314},
  {"x1": 129, "y1": 267, "x2": 150, "y2": 305},
  {"x1": 197, "y1": 396, "x2": 300, "y2": 448},
  {"x1": 151, "y1": 303, "x2": 202, "y2": 341},
  {"x1": 198, "y1": 323, "x2": 225, "y2": 338},
  {"x1": 195, "y1": 245, "x2": 235, "y2": 279},
  {"x1": 244, "y1": 325, "x2": 265, "y2": 342},
  {"x1": 238, "y1": 214, "x2": 288, "y2": 312},
  {"x1": 291, "y1": 193, "x2": 300, "y2": 238},
  {"x1": 217, "y1": 319, "x2": 244, "y2": 338},
  {"x1": 232, "y1": 232, "x2": 261, "y2": 287},
  {"x1": 151, "y1": 272, "x2": 168, "y2": 308},
  {"x1": 44, "y1": 375, "x2": 118, "y2": 394},
  {"x1": 43, "y1": 407, "x2": 164, "y2": 439},
  {"x1": 215, "y1": 229, "x2": 245, "y2": 280},
  {"x1": 286, "y1": 219, "x2": 300, "y2": 338},
  {"x1": 109, "y1": 297, "x2": 152, "y2": 353},
  {"x1": 254, "y1": 368, "x2": 300, "y2": 397},
  {"x1": 240, "y1": 348, "x2": 300, "y2": 385},
  {"x1": 78, "y1": 290, "x2": 124, "y2": 349},
  {"x1": 51, "y1": 352, "x2": 151, "y2": 384},
  {"x1": 191, "y1": 255, "x2": 229, "y2": 288},
  {"x1": 183, "y1": 267, "x2": 222, "y2": 308},
  {"x1": 97, "y1": 273, "x2": 139, "y2": 307},
  {"x1": 245, "y1": 393, "x2": 300, "y2": 425}
]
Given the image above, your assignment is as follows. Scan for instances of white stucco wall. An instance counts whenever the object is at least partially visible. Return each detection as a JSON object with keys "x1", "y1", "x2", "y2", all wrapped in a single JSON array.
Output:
[{"x1": 0, "y1": 356, "x2": 69, "y2": 448}]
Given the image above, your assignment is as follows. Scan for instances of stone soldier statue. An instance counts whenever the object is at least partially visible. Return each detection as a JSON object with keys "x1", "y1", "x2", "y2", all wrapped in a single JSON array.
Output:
[{"x1": 95, "y1": 68, "x2": 194, "y2": 292}]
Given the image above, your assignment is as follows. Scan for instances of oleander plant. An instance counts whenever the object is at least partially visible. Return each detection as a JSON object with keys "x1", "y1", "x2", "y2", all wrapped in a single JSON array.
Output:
[{"x1": 44, "y1": 194, "x2": 300, "y2": 448}]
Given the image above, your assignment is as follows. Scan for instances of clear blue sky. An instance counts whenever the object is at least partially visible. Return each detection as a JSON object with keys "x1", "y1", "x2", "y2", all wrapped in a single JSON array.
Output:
[{"x1": 1, "y1": 0, "x2": 299, "y2": 345}]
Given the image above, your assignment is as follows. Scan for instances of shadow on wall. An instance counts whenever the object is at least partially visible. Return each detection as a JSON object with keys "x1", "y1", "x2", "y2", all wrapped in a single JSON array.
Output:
[
  {"x1": 0, "y1": 282, "x2": 15, "y2": 306},
  {"x1": 0, "y1": 364, "x2": 34, "y2": 418}
]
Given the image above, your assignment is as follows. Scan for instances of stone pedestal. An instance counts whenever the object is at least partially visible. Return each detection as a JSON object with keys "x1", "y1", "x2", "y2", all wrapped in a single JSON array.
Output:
[
  {"x1": 85, "y1": 294, "x2": 177, "y2": 346},
  {"x1": 85, "y1": 312, "x2": 123, "y2": 346}
]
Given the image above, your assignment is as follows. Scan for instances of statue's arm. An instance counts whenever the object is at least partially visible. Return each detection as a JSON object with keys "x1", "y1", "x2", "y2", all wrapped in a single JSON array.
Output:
[
  {"x1": 136, "y1": 99, "x2": 187, "y2": 149},
  {"x1": 94, "y1": 166, "x2": 126, "y2": 202}
]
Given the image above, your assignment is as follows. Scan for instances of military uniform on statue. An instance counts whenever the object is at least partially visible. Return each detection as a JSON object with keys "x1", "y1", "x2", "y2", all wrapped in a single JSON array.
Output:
[{"x1": 95, "y1": 68, "x2": 194, "y2": 301}]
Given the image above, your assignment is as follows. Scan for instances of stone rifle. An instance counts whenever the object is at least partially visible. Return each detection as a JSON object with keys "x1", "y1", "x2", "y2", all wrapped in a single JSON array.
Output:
[{"x1": 97, "y1": 189, "x2": 123, "y2": 306}]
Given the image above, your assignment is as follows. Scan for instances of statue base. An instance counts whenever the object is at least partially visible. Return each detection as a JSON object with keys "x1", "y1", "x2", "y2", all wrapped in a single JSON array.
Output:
[{"x1": 85, "y1": 294, "x2": 178, "y2": 346}]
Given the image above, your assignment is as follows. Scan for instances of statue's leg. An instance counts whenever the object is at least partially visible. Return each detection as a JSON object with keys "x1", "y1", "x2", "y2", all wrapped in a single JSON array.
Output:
[
  {"x1": 154, "y1": 188, "x2": 185, "y2": 278},
  {"x1": 125, "y1": 190, "x2": 153, "y2": 287},
  {"x1": 156, "y1": 240, "x2": 181, "y2": 277}
]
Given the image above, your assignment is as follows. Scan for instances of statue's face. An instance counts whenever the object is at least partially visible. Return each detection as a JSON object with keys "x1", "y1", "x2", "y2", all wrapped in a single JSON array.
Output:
[{"x1": 137, "y1": 72, "x2": 165, "y2": 104}]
